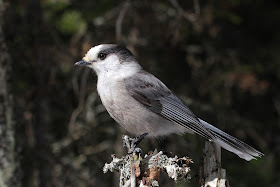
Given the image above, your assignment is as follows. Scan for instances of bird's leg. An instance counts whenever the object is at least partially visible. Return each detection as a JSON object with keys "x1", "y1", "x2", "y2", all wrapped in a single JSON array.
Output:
[{"x1": 122, "y1": 133, "x2": 148, "y2": 154}]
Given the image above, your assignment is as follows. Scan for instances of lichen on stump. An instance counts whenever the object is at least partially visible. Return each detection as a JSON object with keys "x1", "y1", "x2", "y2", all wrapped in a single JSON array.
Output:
[{"x1": 103, "y1": 135, "x2": 192, "y2": 187}]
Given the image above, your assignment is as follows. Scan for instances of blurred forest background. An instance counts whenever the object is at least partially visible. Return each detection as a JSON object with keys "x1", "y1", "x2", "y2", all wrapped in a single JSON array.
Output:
[{"x1": 0, "y1": 0, "x2": 280, "y2": 186}]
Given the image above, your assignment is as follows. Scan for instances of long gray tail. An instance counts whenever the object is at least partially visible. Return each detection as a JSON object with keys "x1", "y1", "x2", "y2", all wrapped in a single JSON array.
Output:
[{"x1": 199, "y1": 119, "x2": 264, "y2": 161}]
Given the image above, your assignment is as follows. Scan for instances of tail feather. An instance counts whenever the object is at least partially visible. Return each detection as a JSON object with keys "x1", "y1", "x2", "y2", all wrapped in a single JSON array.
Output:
[{"x1": 199, "y1": 119, "x2": 264, "y2": 161}]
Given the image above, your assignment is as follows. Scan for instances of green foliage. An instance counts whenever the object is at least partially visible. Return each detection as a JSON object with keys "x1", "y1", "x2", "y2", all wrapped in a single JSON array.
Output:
[
  {"x1": 56, "y1": 10, "x2": 87, "y2": 35},
  {"x1": 43, "y1": 0, "x2": 87, "y2": 35}
]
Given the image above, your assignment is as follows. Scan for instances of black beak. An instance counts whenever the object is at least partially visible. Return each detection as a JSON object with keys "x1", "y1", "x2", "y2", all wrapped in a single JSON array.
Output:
[{"x1": 75, "y1": 60, "x2": 92, "y2": 66}]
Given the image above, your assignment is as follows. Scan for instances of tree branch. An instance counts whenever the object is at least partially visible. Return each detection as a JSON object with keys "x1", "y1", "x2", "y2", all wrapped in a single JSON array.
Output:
[{"x1": 116, "y1": 1, "x2": 130, "y2": 42}]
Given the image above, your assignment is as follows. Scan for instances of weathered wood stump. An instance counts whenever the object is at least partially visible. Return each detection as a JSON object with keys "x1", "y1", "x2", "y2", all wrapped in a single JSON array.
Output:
[{"x1": 103, "y1": 135, "x2": 192, "y2": 187}]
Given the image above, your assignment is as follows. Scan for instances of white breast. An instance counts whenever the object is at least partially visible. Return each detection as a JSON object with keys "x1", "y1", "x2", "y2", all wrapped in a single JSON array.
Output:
[
  {"x1": 97, "y1": 76, "x2": 118, "y2": 109},
  {"x1": 96, "y1": 63, "x2": 141, "y2": 105}
]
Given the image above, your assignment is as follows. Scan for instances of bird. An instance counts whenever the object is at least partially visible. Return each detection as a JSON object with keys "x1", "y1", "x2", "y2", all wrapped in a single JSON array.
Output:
[{"x1": 75, "y1": 44, "x2": 264, "y2": 161}]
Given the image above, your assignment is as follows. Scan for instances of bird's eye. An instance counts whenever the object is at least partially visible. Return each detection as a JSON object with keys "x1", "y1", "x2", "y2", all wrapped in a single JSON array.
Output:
[{"x1": 98, "y1": 53, "x2": 107, "y2": 60}]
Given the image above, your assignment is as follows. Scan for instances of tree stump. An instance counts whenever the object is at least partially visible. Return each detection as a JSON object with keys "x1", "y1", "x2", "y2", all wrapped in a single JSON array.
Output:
[
  {"x1": 103, "y1": 135, "x2": 192, "y2": 187},
  {"x1": 199, "y1": 142, "x2": 229, "y2": 187}
]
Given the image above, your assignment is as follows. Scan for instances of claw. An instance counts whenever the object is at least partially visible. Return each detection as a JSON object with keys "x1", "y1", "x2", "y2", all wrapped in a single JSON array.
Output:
[
  {"x1": 132, "y1": 133, "x2": 148, "y2": 147},
  {"x1": 122, "y1": 133, "x2": 148, "y2": 154}
]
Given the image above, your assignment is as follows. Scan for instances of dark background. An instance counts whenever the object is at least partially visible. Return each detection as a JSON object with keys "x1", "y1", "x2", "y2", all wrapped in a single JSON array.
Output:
[{"x1": 1, "y1": 0, "x2": 280, "y2": 186}]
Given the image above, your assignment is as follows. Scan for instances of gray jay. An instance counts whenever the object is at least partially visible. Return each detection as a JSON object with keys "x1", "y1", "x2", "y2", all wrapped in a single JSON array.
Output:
[{"x1": 75, "y1": 44, "x2": 263, "y2": 161}]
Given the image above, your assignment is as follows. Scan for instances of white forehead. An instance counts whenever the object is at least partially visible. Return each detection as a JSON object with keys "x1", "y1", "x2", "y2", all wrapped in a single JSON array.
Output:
[{"x1": 83, "y1": 45, "x2": 103, "y2": 62}]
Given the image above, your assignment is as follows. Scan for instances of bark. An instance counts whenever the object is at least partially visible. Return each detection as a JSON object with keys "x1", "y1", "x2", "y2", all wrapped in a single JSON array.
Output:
[
  {"x1": 199, "y1": 142, "x2": 229, "y2": 187},
  {"x1": 0, "y1": 0, "x2": 21, "y2": 186}
]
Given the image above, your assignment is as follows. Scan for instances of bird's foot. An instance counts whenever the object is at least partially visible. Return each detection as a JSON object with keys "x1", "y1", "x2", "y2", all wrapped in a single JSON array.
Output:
[{"x1": 122, "y1": 133, "x2": 148, "y2": 155}]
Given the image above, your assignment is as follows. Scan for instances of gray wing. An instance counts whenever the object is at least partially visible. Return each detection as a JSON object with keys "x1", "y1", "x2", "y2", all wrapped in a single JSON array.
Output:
[{"x1": 124, "y1": 71, "x2": 214, "y2": 140}]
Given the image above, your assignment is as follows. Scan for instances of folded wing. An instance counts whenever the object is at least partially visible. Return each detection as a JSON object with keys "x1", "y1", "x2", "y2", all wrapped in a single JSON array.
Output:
[{"x1": 124, "y1": 70, "x2": 264, "y2": 161}]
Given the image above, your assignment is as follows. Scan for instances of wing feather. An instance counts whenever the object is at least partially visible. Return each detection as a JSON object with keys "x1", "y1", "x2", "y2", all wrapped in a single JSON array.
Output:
[{"x1": 124, "y1": 71, "x2": 214, "y2": 140}]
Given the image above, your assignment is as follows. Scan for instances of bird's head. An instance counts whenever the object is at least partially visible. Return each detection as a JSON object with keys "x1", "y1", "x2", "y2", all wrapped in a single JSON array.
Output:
[{"x1": 75, "y1": 44, "x2": 141, "y2": 77}]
